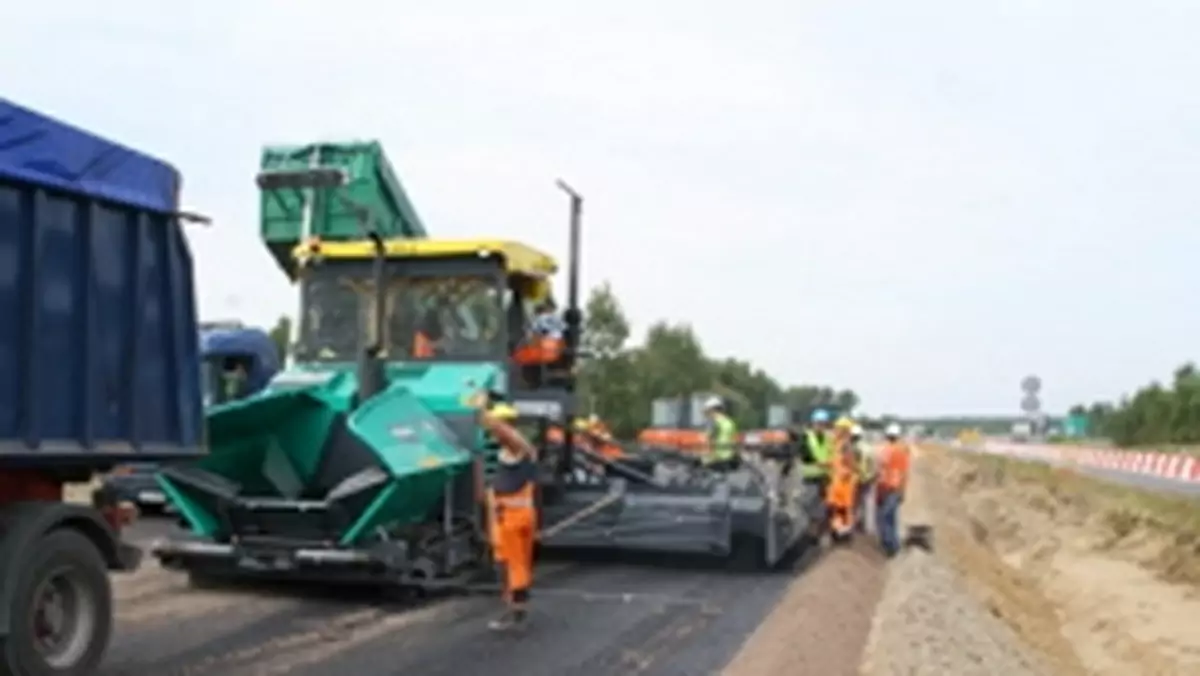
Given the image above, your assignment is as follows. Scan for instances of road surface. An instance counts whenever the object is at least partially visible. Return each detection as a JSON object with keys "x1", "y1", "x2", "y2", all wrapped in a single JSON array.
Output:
[
  {"x1": 99, "y1": 518, "x2": 835, "y2": 676},
  {"x1": 1071, "y1": 464, "x2": 1200, "y2": 497}
]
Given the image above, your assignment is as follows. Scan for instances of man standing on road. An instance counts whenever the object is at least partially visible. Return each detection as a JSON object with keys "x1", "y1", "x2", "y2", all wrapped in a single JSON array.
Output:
[
  {"x1": 875, "y1": 423, "x2": 912, "y2": 557},
  {"x1": 470, "y1": 393, "x2": 539, "y2": 631},
  {"x1": 701, "y1": 396, "x2": 740, "y2": 471}
]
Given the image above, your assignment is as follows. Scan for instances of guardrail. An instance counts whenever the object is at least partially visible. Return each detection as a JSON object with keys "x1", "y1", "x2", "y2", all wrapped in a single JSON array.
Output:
[{"x1": 953, "y1": 438, "x2": 1200, "y2": 484}]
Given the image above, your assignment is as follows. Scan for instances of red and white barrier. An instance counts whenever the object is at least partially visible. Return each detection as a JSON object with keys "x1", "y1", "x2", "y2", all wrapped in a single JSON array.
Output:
[{"x1": 975, "y1": 440, "x2": 1200, "y2": 484}]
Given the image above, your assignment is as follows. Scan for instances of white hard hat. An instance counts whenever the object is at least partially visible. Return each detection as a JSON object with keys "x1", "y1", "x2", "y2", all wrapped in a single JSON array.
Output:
[
  {"x1": 703, "y1": 396, "x2": 723, "y2": 411},
  {"x1": 850, "y1": 424, "x2": 864, "y2": 437},
  {"x1": 885, "y1": 423, "x2": 902, "y2": 437}
]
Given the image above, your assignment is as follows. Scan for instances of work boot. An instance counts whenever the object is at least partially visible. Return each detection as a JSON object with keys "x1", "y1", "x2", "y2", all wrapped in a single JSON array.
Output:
[
  {"x1": 487, "y1": 608, "x2": 527, "y2": 631},
  {"x1": 488, "y1": 610, "x2": 516, "y2": 631}
]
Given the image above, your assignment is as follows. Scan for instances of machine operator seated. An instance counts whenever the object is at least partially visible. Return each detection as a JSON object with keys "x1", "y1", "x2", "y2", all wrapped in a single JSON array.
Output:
[{"x1": 513, "y1": 299, "x2": 567, "y2": 386}]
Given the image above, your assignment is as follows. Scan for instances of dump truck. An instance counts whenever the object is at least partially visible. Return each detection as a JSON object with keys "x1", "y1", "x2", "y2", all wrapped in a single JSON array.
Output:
[
  {"x1": 151, "y1": 155, "x2": 815, "y2": 589},
  {"x1": 0, "y1": 100, "x2": 206, "y2": 675}
]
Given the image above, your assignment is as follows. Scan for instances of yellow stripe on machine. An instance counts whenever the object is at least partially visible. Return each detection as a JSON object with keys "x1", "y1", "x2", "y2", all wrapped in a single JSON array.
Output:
[{"x1": 293, "y1": 237, "x2": 558, "y2": 277}]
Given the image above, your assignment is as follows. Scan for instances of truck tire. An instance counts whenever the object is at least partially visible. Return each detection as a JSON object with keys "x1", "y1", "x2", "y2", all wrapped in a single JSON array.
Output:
[{"x1": 0, "y1": 529, "x2": 113, "y2": 676}]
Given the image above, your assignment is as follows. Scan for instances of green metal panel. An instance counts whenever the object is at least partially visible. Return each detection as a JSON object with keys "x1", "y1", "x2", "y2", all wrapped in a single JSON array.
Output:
[
  {"x1": 159, "y1": 360, "x2": 504, "y2": 545},
  {"x1": 259, "y1": 141, "x2": 427, "y2": 277}
]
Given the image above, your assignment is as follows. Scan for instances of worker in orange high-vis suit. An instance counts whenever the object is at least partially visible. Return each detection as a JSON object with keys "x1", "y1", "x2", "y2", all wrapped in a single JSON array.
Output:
[
  {"x1": 875, "y1": 423, "x2": 912, "y2": 557},
  {"x1": 825, "y1": 418, "x2": 859, "y2": 539},
  {"x1": 582, "y1": 414, "x2": 624, "y2": 460},
  {"x1": 471, "y1": 395, "x2": 539, "y2": 630}
]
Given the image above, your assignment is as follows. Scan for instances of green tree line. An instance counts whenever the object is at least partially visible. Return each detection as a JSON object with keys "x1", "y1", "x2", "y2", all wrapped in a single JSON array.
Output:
[
  {"x1": 1071, "y1": 363, "x2": 1200, "y2": 447},
  {"x1": 579, "y1": 282, "x2": 860, "y2": 438}
]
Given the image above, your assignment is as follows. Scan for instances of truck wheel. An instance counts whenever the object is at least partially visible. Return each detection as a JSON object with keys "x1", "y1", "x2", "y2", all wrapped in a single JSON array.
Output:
[{"x1": 0, "y1": 529, "x2": 113, "y2": 676}]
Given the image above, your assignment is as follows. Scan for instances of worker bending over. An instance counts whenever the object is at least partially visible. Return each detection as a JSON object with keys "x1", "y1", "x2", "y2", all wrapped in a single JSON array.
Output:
[
  {"x1": 471, "y1": 394, "x2": 539, "y2": 630},
  {"x1": 825, "y1": 417, "x2": 859, "y2": 538},
  {"x1": 701, "y1": 396, "x2": 740, "y2": 471},
  {"x1": 875, "y1": 423, "x2": 912, "y2": 557}
]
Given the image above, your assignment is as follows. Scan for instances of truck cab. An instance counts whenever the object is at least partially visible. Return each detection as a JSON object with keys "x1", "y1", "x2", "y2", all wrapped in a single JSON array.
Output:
[{"x1": 198, "y1": 323, "x2": 281, "y2": 407}]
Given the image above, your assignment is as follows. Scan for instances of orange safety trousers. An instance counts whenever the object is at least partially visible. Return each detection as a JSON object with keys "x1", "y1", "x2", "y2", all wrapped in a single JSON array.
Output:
[
  {"x1": 490, "y1": 482, "x2": 537, "y2": 601},
  {"x1": 826, "y1": 448, "x2": 859, "y2": 532}
]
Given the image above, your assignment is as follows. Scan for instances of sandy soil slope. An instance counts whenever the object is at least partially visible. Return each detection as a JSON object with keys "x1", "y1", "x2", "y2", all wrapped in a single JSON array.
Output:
[{"x1": 920, "y1": 446, "x2": 1200, "y2": 676}]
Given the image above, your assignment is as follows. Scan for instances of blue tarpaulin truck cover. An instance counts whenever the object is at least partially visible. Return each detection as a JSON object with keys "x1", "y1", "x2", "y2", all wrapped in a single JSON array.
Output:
[
  {"x1": 0, "y1": 100, "x2": 180, "y2": 213},
  {"x1": 0, "y1": 99, "x2": 205, "y2": 464}
]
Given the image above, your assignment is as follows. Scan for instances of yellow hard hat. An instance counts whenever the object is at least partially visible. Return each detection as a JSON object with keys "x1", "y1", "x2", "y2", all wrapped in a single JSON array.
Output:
[
  {"x1": 834, "y1": 416, "x2": 855, "y2": 430},
  {"x1": 487, "y1": 403, "x2": 519, "y2": 420}
]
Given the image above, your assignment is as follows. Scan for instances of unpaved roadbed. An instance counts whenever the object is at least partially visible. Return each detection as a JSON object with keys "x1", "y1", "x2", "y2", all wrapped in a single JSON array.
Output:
[{"x1": 723, "y1": 541, "x2": 886, "y2": 676}]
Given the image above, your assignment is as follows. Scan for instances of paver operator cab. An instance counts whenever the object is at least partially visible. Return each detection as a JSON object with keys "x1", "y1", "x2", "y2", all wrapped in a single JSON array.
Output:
[{"x1": 0, "y1": 99, "x2": 206, "y2": 675}]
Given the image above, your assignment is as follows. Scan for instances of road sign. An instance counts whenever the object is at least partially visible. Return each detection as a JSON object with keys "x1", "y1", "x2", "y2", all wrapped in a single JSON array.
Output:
[
  {"x1": 1021, "y1": 375, "x2": 1041, "y2": 394},
  {"x1": 1020, "y1": 394, "x2": 1040, "y2": 412},
  {"x1": 1064, "y1": 414, "x2": 1089, "y2": 437}
]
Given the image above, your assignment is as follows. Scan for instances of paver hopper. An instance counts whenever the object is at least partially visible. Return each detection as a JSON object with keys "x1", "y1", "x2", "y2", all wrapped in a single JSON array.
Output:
[{"x1": 155, "y1": 365, "x2": 500, "y2": 584}]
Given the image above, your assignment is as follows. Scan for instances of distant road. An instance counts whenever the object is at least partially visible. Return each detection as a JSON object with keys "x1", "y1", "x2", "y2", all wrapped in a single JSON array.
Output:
[
  {"x1": 953, "y1": 440, "x2": 1200, "y2": 499},
  {"x1": 1069, "y1": 464, "x2": 1200, "y2": 498}
]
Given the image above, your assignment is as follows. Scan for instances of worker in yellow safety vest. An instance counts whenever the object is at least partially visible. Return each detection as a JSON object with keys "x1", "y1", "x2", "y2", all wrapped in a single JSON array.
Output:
[
  {"x1": 799, "y1": 409, "x2": 834, "y2": 491},
  {"x1": 701, "y1": 396, "x2": 740, "y2": 471}
]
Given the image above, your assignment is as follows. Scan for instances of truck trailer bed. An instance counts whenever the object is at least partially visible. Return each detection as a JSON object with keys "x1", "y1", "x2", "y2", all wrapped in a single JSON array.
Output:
[{"x1": 0, "y1": 99, "x2": 206, "y2": 467}]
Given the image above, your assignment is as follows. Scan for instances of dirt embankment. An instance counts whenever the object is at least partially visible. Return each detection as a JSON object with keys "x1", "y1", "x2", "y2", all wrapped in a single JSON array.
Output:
[{"x1": 923, "y1": 446, "x2": 1200, "y2": 676}]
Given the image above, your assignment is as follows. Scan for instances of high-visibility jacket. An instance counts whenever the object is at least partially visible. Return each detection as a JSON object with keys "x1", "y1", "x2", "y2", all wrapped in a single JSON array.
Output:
[
  {"x1": 801, "y1": 429, "x2": 832, "y2": 478},
  {"x1": 708, "y1": 413, "x2": 738, "y2": 462},
  {"x1": 877, "y1": 442, "x2": 911, "y2": 492},
  {"x1": 854, "y1": 442, "x2": 876, "y2": 480}
]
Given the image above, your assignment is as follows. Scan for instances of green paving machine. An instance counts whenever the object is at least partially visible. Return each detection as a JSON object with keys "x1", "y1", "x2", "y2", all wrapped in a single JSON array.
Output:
[
  {"x1": 150, "y1": 142, "x2": 603, "y2": 586},
  {"x1": 151, "y1": 142, "x2": 815, "y2": 588}
]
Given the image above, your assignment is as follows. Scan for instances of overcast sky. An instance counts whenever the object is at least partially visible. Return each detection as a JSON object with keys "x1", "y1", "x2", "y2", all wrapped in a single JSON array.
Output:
[{"x1": 3, "y1": 1, "x2": 1198, "y2": 416}]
